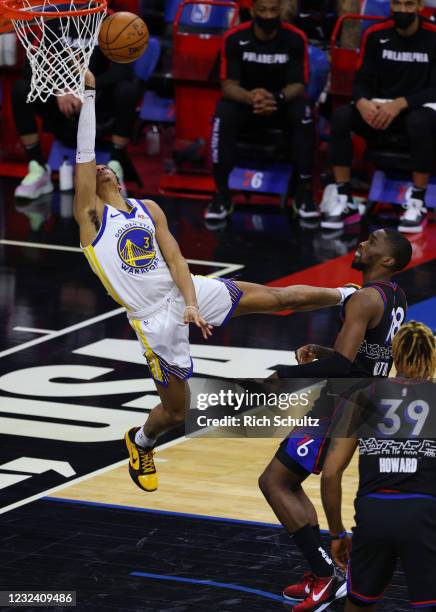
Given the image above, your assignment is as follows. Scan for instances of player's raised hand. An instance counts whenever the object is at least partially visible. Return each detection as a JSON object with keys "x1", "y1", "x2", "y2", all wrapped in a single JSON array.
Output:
[
  {"x1": 331, "y1": 535, "x2": 352, "y2": 571},
  {"x1": 296, "y1": 344, "x2": 317, "y2": 364},
  {"x1": 183, "y1": 305, "x2": 213, "y2": 339}
]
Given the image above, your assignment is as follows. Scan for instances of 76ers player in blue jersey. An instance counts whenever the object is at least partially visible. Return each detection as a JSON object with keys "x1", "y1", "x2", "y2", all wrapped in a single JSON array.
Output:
[
  {"x1": 74, "y1": 71, "x2": 357, "y2": 495},
  {"x1": 259, "y1": 228, "x2": 411, "y2": 611}
]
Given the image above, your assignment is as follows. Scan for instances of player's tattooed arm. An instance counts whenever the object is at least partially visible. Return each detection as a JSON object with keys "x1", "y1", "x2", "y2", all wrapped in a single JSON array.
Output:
[{"x1": 145, "y1": 200, "x2": 213, "y2": 339}]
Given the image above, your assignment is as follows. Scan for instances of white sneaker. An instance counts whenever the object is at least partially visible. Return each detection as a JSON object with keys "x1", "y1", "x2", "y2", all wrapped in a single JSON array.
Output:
[
  {"x1": 398, "y1": 187, "x2": 428, "y2": 234},
  {"x1": 14, "y1": 161, "x2": 54, "y2": 199},
  {"x1": 319, "y1": 183, "x2": 338, "y2": 215},
  {"x1": 320, "y1": 184, "x2": 361, "y2": 230},
  {"x1": 108, "y1": 160, "x2": 127, "y2": 197}
]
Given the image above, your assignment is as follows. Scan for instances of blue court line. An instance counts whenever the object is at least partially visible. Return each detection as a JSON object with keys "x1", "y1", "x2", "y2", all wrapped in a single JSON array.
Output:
[
  {"x1": 130, "y1": 571, "x2": 286, "y2": 602},
  {"x1": 407, "y1": 297, "x2": 436, "y2": 332}
]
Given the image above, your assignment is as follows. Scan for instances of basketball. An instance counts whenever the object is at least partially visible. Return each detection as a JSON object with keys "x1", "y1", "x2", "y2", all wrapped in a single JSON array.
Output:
[{"x1": 98, "y1": 12, "x2": 149, "y2": 64}]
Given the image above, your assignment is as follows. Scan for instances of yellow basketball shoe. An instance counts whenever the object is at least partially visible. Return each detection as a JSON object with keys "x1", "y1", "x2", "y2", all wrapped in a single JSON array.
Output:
[{"x1": 125, "y1": 427, "x2": 158, "y2": 492}]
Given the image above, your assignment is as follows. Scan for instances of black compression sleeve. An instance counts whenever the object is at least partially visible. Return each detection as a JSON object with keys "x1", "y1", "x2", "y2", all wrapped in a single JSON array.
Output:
[{"x1": 276, "y1": 352, "x2": 354, "y2": 378}]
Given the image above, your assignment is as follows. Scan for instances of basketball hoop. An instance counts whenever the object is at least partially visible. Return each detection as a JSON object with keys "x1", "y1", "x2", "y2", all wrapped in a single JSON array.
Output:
[{"x1": 2, "y1": 0, "x2": 107, "y2": 102}]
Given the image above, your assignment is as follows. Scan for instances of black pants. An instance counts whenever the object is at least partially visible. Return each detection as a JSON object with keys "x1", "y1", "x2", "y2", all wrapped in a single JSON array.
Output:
[
  {"x1": 12, "y1": 78, "x2": 139, "y2": 146},
  {"x1": 211, "y1": 97, "x2": 315, "y2": 193},
  {"x1": 348, "y1": 496, "x2": 436, "y2": 608},
  {"x1": 331, "y1": 103, "x2": 436, "y2": 174}
]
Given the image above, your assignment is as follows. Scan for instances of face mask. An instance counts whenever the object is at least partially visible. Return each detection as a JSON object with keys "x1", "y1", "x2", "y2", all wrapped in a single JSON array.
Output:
[
  {"x1": 254, "y1": 15, "x2": 281, "y2": 33},
  {"x1": 393, "y1": 11, "x2": 416, "y2": 30}
]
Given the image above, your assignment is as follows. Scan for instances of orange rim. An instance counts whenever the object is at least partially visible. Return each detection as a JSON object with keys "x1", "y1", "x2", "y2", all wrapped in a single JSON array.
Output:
[{"x1": 3, "y1": 0, "x2": 106, "y2": 20}]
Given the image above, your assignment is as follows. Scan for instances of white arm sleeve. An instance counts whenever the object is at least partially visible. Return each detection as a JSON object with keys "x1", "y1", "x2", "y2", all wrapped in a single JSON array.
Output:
[{"x1": 76, "y1": 89, "x2": 96, "y2": 164}]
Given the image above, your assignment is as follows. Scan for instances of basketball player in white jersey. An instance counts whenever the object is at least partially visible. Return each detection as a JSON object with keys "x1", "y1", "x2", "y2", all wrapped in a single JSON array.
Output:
[{"x1": 74, "y1": 71, "x2": 358, "y2": 493}]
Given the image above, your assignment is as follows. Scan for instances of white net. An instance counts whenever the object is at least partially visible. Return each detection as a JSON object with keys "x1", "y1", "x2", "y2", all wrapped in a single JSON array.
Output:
[{"x1": 9, "y1": 0, "x2": 106, "y2": 102}]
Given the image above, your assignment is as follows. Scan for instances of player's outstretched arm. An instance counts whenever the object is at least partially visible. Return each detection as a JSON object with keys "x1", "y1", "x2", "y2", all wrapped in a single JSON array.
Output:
[
  {"x1": 296, "y1": 290, "x2": 379, "y2": 365},
  {"x1": 321, "y1": 437, "x2": 356, "y2": 570},
  {"x1": 73, "y1": 71, "x2": 101, "y2": 247},
  {"x1": 275, "y1": 289, "x2": 381, "y2": 378},
  {"x1": 145, "y1": 200, "x2": 213, "y2": 340}
]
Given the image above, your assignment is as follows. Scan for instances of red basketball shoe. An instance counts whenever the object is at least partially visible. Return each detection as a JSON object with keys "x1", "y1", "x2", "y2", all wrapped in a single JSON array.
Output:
[
  {"x1": 291, "y1": 573, "x2": 346, "y2": 611},
  {"x1": 283, "y1": 572, "x2": 316, "y2": 601}
]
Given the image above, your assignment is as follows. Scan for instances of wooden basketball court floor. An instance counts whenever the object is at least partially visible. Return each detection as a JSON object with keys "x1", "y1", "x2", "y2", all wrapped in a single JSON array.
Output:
[{"x1": 1, "y1": 182, "x2": 435, "y2": 610}]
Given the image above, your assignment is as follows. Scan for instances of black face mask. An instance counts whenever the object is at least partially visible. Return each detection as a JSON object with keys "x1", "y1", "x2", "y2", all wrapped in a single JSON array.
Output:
[
  {"x1": 393, "y1": 11, "x2": 416, "y2": 30},
  {"x1": 254, "y1": 15, "x2": 281, "y2": 33}
]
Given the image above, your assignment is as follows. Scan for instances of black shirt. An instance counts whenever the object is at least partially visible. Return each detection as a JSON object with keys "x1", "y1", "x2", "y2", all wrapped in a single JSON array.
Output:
[
  {"x1": 341, "y1": 281, "x2": 407, "y2": 378},
  {"x1": 353, "y1": 17, "x2": 436, "y2": 108},
  {"x1": 351, "y1": 379, "x2": 436, "y2": 497},
  {"x1": 220, "y1": 20, "x2": 308, "y2": 91}
]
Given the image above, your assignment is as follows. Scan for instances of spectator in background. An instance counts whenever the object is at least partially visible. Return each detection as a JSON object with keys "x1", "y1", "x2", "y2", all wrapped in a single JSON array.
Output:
[
  {"x1": 205, "y1": 0, "x2": 317, "y2": 222},
  {"x1": 13, "y1": 33, "x2": 139, "y2": 199},
  {"x1": 321, "y1": 0, "x2": 436, "y2": 234}
]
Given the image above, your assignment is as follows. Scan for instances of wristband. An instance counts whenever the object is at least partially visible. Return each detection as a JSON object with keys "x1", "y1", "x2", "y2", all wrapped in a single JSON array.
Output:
[
  {"x1": 273, "y1": 90, "x2": 286, "y2": 107},
  {"x1": 330, "y1": 530, "x2": 347, "y2": 540}
]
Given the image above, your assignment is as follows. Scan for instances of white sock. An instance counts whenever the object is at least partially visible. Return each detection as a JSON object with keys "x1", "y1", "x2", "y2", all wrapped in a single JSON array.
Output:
[
  {"x1": 135, "y1": 426, "x2": 157, "y2": 449},
  {"x1": 336, "y1": 285, "x2": 359, "y2": 306}
]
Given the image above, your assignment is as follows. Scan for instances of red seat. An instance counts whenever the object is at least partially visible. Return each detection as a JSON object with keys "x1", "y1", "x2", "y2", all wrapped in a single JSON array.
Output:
[
  {"x1": 172, "y1": 0, "x2": 238, "y2": 144},
  {"x1": 330, "y1": 13, "x2": 383, "y2": 106}
]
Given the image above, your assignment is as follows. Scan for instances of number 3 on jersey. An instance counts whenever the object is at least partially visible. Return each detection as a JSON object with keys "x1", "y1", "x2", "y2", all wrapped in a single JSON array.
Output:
[{"x1": 386, "y1": 307, "x2": 405, "y2": 343}]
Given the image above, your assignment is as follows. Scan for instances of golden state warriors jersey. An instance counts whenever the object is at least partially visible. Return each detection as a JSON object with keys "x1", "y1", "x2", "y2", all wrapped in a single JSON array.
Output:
[{"x1": 82, "y1": 199, "x2": 175, "y2": 316}]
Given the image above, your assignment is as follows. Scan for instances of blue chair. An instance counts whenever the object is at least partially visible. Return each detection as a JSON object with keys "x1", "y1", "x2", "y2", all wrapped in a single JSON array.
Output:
[
  {"x1": 134, "y1": 36, "x2": 161, "y2": 82},
  {"x1": 308, "y1": 45, "x2": 330, "y2": 104},
  {"x1": 178, "y1": 2, "x2": 236, "y2": 30},
  {"x1": 139, "y1": 92, "x2": 175, "y2": 123},
  {"x1": 134, "y1": 36, "x2": 175, "y2": 124},
  {"x1": 361, "y1": 0, "x2": 390, "y2": 31},
  {"x1": 165, "y1": 0, "x2": 182, "y2": 23}
]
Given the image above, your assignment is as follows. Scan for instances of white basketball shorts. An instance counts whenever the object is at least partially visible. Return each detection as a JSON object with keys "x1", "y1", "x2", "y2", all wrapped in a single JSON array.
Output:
[{"x1": 129, "y1": 275, "x2": 242, "y2": 386}]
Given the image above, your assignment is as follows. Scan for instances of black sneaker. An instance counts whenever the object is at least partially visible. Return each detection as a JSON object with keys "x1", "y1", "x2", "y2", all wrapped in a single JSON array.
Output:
[
  {"x1": 294, "y1": 183, "x2": 320, "y2": 219},
  {"x1": 398, "y1": 188, "x2": 428, "y2": 233},
  {"x1": 205, "y1": 192, "x2": 233, "y2": 220}
]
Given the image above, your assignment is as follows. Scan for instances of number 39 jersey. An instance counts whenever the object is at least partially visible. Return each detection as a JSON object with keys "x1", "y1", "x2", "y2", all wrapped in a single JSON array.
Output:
[
  {"x1": 356, "y1": 379, "x2": 436, "y2": 497},
  {"x1": 341, "y1": 281, "x2": 407, "y2": 378}
]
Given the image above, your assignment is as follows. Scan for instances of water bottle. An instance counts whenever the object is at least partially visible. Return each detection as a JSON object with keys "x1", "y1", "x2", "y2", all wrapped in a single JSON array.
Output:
[
  {"x1": 59, "y1": 192, "x2": 74, "y2": 218},
  {"x1": 59, "y1": 156, "x2": 74, "y2": 192},
  {"x1": 145, "y1": 125, "x2": 160, "y2": 156}
]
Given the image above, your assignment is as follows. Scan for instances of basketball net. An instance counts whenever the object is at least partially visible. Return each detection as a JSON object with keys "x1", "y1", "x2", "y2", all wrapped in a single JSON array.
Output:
[{"x1": 5, "y1": 0, "x2": 106, "y2": 102}]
